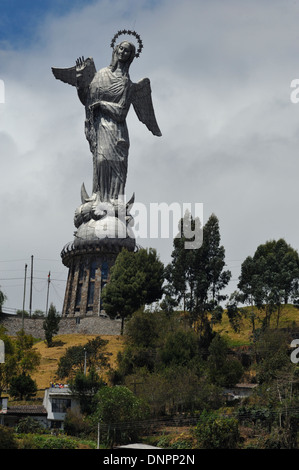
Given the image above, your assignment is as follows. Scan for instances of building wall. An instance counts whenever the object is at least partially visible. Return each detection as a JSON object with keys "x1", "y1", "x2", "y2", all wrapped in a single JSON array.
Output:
[{"x1": 0, "y1": 313, "x2": 122, "y2": 338}]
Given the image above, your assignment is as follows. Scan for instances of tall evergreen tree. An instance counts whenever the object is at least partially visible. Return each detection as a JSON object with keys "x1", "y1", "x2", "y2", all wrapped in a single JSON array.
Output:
[
  {"x1": 193, "y1": 214, "x2": 231, "y2": 331},
  {"x1": 102, "y1": 248, "x2": 164, "y2": 334},
  {"x1": 165, "y1": 210, "x2": 201, "y2": 313},
  {"x1": 43, "y1": 303, "x2": 60, "y2": 347},
  {"x1": 167, "y1": 213, "x2": 231, "y2": 338}
]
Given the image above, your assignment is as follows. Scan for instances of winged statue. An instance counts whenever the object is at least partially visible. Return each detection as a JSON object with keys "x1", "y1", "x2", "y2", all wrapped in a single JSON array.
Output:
[{"x1": 52, "y1": 35, "x2": 161, "y2": 212}]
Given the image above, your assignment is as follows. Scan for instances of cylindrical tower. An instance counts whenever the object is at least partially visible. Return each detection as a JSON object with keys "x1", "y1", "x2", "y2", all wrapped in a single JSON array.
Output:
[{"x1": 61, "y1": 194, "x2": 135, "y2": 317}]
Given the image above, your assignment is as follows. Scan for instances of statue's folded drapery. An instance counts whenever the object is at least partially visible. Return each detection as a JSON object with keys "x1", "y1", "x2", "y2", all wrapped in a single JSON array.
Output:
[{"x1": 82, "y1": 66, "x2": 132, "y2": 202}]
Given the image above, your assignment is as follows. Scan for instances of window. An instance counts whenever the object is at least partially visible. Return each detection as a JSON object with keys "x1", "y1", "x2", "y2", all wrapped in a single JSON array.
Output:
[
  {"x1": 101, "y1": 262, "x2": 108, "y2": 281},
  {"x1": 78, "y1": 263, "x2": 85, "y2": 281},
  {"x1": 52, "y1": 398, "x2": 71, "y2": 413},
  {"x1": 87, "y1": 281, "x2": 95, "y2": 305},
  {"x1": 90, "y1": 261, "x2": 97, "y2": 279},
  {"x1": 75, "y1": 284, "x2": 82, "y2": 308}
]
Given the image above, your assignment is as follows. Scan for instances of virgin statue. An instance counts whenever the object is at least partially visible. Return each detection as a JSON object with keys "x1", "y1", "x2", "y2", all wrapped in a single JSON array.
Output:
[{"x1": 52, "y1": 31, "x2": 161, "y2": 208}]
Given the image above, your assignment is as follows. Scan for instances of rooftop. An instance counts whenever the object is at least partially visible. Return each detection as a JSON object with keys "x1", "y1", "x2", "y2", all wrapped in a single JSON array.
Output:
[{"x1": 3, "y1": 405, "x2": 47, "y2": 415}]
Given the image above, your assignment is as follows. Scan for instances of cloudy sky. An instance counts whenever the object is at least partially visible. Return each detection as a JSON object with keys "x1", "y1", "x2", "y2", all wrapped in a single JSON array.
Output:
[{"x1": 1, "y1": 0, "x2": 299, "y2": 315}]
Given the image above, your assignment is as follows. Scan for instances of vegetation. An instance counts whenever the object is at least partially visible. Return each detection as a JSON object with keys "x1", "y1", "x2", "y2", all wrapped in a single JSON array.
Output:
[
  {"x1": 102, "y1": 247, "x2": 164, "y2": 334},
  {"x1": 195, "y1": 410, "x2": 241, "y2": 448},
  {"x1": 93, "y1": 385, "x2": 150, "y2": 446},
  {"x1": 9, "y1": 372, "x2": 37, "y2": 400},
  {"x1": 227, "y1": 239, "x2": 299, "y2": 333},
  {"x1": 0, "y1": 424, "x2": 18, "y2": 449},
  {"x1": 43, "y1": 303, "x2": 61, "y2": 347},
  {"x1": 0, "y1": 327, "x2": 40, "y2": 397},
  {"x1": 2, "y1": 214, "x2": 299, "y2": 449},
  {"x1": 0, "y1": 287, "x2": 7, "y2": 313},
  {"x1": 56, "y1": 336, "x2": 111, "y2": 380}
]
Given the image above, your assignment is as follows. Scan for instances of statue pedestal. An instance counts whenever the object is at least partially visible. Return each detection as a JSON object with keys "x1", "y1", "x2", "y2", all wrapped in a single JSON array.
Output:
[
  {"x1": 61, "y1": 238, "x2": 135, "y2": 317},
  {"x1": 61, "y1": 193, "x2": 135, "y2": 317}
]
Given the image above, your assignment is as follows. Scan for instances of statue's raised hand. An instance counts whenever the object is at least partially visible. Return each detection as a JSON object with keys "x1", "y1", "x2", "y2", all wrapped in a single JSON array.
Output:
[{"x1": 76, "y1": 56, "x2": 86, "y2": 71}]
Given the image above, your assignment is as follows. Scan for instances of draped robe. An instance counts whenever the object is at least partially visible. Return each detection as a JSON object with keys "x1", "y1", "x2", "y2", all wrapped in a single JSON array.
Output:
[{"x1": 81, "y1": 66, "x2": 133, "y2": 202}]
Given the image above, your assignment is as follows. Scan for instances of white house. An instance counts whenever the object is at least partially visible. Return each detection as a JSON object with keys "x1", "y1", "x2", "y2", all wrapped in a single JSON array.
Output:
[
  {"x1": 0, "y1": 386, "x2": 80, "y2": 430},
  {"x1": 43, "y1": 385, "x2": 80, "y2": 429}
]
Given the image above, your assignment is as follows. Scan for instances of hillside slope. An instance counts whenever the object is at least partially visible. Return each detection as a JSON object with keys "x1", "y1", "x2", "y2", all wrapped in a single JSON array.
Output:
[
  {"x1": 30, "y1": 305, "x2": 299, "y2": 391},
  {"x1": 31, "y1": 334, "x2": 125, "y2": 391}
]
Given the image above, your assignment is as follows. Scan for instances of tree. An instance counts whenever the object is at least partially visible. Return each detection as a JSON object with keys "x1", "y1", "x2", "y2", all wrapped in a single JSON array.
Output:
[
  {"x1": 207, "y1": 335, "x2": 243, "y2": 387},
  {"x1": 69, "y1": 368, "x2": 106, "y2": 414},
  {"x1": 125, "y1": 308, "x2": 164, "y2": 349},
  {"x1": 167, "y1": 213, "x2": 231, "y2": 340},
  {"x1": 0, "y1": 424, "x2": 18, "y2": 449},
  {"x1": 0, "y1": 287, "x2": 7, "y2": 313},
  {"x1": 14, "y1": 329, "x2": 41, "y2": 376},
  {"x1": 228, "y1": 239, "x2": 299, "y2": 331},
  {"x1": 193, "y1": 214, "x2": 231, "y2": 330},
  {"x1": 165, "y1": 211, "x2": 199, "y2": 313},
  {"x1": 195, "y1": 410, "x2": 241, "y2": 449},
  {"x1": 43, "y1": 303, "x2": 60, "y2": 347},
  {"x1": 102, "y1": 248, "x2": 164, "y2": 334},
  {"x1": 9, "y1": 372, "x2": 37, "y2": 400},
  {"x1": 94, "y1": 385, "x2": 150, "y2": 446},
  {"x1": 0, "y1": 325, "x2": 16, "y2": 396},
  {"x1": 158, "y1": 329, "x2": 199, "y2": 368},
  {"x1": 57, "y1": 336, "x2": 111, "y2": 380},
  {"x1": 254, "y1": 329, "x2": 292, "y2": 384}
]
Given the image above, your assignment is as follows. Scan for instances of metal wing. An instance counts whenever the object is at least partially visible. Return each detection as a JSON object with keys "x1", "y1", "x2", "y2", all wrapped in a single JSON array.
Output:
[
  {"x1": 51, "y1": 57, "x2": 96, "y2": 88},
  {"x1": 132, "y1": 78, "x2": 162, "y2": 137},
  {"x1": 51, "y1": 65, "x2": 77, "y2": 86}
]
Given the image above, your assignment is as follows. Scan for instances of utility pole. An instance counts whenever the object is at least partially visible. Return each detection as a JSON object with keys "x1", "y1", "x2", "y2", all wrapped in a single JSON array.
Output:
[
  {"x1": 22, "y1": 263, "x2": 28, "y2": 329},
  {"x1": 97, "y1": 421, "x2": 101, "y2": 449},
  {"x1": 84, "y1": 348, "x2": 87, "y2": 375},
  {"x1": 29, "y1": 255, "x2": 33, "y2": 317},
  {"x1": 46, "y1": 271, "x2": 51, "y2": 316}
]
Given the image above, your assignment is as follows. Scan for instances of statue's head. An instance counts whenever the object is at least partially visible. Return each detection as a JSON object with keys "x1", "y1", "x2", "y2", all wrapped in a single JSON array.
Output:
[
  {"x1": 110, "y1": 41, "x2": 136, "y2": 72},
  {"x1": 117, "y1": 41, "x2": 136, "y2": 63}
]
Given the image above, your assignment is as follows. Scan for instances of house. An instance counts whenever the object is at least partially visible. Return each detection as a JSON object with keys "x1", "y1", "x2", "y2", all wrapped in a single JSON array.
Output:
[
  {"x1": 0, "y1": 396, "x2": 48, "y2": 428},
  {"x1": 43, "y1": 384, "x2": 80, "y2": 430},
  {"x1": 0, "y1": 385, "x2": 80, "y2": 430},
  {"x1": 224, "y1": 383, "x2": 258, "y2": 401}
]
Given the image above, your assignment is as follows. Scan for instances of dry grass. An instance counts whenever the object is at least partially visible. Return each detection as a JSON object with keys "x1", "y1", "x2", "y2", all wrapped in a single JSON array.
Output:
[
  {"x1": 213, "y1": 304, "x2": 299, "y2": 347},
  {"x1": 23, "y1": 304, "x2": 299, "y2": 394},
  {"x1": 31, "y1": 334, "x2": 125, "y2": 391}
]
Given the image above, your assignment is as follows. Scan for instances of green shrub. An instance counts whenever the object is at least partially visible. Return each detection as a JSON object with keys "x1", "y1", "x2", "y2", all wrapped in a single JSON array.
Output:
[
  {"x1": 0, "y1": 424, "x2": 18, "y2": 449},
  {"x1": 20, "y1": 434, "x2": 77, "y2": 449},
  {"x1": 15, "y1": 416, "x2": 44, "y2": 434},
  {"x1": 195, "y1": 410, "x2": 241, "y2": 449}
]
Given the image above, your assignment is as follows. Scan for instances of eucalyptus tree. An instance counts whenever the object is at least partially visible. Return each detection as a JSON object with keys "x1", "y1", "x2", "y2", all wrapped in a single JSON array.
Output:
[
  {"x1": 166, "y1": 213, "x2": 231, "y2": 339},
  {"x1": 227, "y1": 239, "x2": 299, "y2": 332}
]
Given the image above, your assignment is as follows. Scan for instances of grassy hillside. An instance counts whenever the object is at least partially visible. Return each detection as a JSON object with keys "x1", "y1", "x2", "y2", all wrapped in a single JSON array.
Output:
[
  {"x1": 214, "y1": 303, "x2": 299, "y2": 346},
  {"x1": 30, "y1": 304, "x2": 299, "y2": 393},
  {"x1": 31, "y1": 334, "x2": 125, "y2": 392}
]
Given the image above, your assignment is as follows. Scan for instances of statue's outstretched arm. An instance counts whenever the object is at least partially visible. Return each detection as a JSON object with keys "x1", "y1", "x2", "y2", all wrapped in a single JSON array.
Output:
[{"x1": 52, "y1": 57, "x2": 96, "y2": 106}]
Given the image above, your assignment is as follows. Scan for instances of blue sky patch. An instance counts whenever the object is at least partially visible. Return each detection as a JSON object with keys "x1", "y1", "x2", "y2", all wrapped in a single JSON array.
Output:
[{"x1": 0, "y1": 0, "x2": 96, "y2": 48}]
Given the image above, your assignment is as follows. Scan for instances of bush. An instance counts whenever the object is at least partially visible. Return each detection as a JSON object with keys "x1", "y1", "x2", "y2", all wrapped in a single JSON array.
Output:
[
  {"x1": 195, "y1": 410, "x2": 241, "y2": 449},
  {"x1": 95, "y1": 386, "x2": 150, "y2": 445},
  {"x1": 0, "y1": 424, "x2": 18, "y2": 449},
  {"x1": 64, "y1": 408, "x2": 93, "y2": 438},
  {"x1": 9, "y1": 373, "x2": 37, "y2": 400},
  {"x1": 15, "y1": 417, "x2": 44, "y2": 434},
  {"x1": 20, "y1": 434, "x2": 77, "y2": 449}
]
